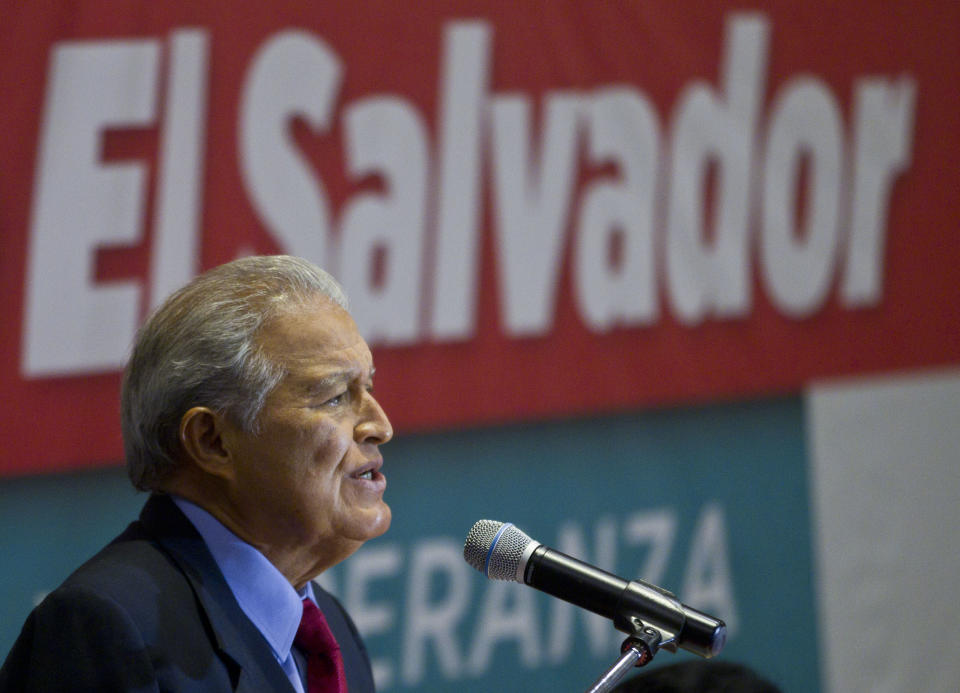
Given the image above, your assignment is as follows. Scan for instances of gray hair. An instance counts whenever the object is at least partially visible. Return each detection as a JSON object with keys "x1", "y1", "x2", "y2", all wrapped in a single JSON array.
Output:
[{"x1": 121, "y1": 255, "x2": 348, "y2": 491}]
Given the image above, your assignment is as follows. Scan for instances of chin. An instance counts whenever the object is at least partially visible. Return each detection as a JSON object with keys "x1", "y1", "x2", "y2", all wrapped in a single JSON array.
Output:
[
  {"x1": 344, "y1": 503, "x2": 392, "y2": 543},
  {"x1": 366, "y1": 504, "x2": 392, "y2": 539}
]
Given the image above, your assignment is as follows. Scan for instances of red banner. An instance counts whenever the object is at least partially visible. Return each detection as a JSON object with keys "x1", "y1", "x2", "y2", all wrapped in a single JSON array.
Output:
[{"x1": 1, "y1": 1, "x2": 958, "y2": 476}]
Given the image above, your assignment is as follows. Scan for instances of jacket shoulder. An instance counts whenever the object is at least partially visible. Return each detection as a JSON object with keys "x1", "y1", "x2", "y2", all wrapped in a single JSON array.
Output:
[{"x1": 0, "y1": 515, "x2": 237, "y2": 692}]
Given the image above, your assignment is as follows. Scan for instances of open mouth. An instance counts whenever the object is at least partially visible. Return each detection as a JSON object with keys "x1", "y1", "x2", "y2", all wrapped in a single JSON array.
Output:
[{"x1": 352, "y1": 461, "x2": 383, "y2": 483}]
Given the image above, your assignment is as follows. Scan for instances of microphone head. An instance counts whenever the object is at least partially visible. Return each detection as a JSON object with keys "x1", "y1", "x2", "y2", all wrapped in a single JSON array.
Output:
[{"x1": 463, "y1": 519, "x2": 536, "y2": 582}]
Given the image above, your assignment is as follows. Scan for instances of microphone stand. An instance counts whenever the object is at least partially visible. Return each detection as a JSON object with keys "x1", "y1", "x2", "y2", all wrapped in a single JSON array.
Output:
[{"x1": 584, "y1": 617, "x2": 665, "y2": 693}]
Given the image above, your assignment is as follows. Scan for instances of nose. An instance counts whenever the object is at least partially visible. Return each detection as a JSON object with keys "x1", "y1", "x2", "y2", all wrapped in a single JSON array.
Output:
[{"x1": 355, "y1": 391, "x2": 393, "y2": 445}]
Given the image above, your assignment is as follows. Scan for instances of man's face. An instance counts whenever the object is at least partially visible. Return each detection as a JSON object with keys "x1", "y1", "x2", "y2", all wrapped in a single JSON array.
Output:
[{"x1": 219, "y1": 296, "x2": 393, "y2": 580}]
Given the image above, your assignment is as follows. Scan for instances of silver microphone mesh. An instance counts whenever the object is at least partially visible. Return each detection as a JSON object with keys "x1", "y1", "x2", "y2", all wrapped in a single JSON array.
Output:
[{"x1": 463, "y1": 519, "x2": 535, "y2": 582}]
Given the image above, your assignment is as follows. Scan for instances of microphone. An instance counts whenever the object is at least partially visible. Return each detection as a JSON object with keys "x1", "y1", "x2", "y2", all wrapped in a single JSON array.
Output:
[{"x1": 463, "y1": 519, "x2": 726, "y2": 659}]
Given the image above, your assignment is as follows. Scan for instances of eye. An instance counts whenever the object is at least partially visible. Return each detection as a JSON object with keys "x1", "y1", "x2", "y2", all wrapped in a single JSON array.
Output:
[{"x1": 322, "y1": 391, "x2": 347, "y2": 407}]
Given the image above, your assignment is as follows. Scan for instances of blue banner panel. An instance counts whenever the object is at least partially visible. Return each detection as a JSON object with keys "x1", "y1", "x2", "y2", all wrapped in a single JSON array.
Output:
[{"x1": 0, "y1": 397, "x2": 817, "y2": 691}]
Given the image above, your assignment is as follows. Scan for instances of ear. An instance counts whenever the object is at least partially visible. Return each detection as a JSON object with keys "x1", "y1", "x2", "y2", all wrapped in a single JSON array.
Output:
[{"x1": 179, "y1": 406, "x2": 236, "y2": 481}]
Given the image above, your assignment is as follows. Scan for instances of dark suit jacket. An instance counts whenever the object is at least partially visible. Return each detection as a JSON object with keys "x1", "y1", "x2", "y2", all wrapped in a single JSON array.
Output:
[{"x1": 0, "y1": 494, "x2": 376, "y2": 692}]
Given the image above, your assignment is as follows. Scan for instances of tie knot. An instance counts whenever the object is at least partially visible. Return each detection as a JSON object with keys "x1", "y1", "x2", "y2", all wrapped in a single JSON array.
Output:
[{"x1": 296, "y1": 598, "x2": 341, "y2": 657}]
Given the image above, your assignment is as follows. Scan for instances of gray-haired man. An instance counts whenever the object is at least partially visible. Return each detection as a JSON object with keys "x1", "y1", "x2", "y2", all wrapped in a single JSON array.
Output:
[{"x1": 1, "y1": 255, "x2": 392, "y2": 692}]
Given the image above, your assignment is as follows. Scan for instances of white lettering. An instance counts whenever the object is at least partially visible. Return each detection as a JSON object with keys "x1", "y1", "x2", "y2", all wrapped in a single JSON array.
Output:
[
  {"x1": 760, "y1": 78, "x2": 844, "y2": 316},
  {"x1": 682, "y1": 502, "x2": 738, "y2": 634},
  {"x1": 238, "y1": 30, "x2": 339, "y2": 266},
  {"x1": 574, "y1": 88, "x2": 661, "y2": 331},
  {"x1": 149, "y1": 29, "x2": 209, "y2": 309},
  {"x1": 429, "y1": 22, "x2": 491, "y2": 341},
  {"x1": 665, "y1": 15, "x2": 769, "y2": 324},
  {"x1": 339, "y1": 97, "x2": 429, "y2": 345},
  {"x1": 24, "y1": 40, "x2": 159, "y2": 375},
  {"x1": 842, "y1": 77, "x2": 916, "y2": 306},
  {"x1": 467, "y1": 581, "x2": 540, "y2": 673},
  {"x1": 623, "y1": 508, "x2": 677, "y2": 585},
  {"x1": 490, "y1": 93, "x2": 581, "y2": 336},
  {"x1": 21, "y1": 15, "x2": 917, "y2": 379},
  {"x1": 343, "y1": 546, "x2": 403, "y2": 689},
  {"x1": 401, "y1": 539, "x2": 470, "y2": 685},
  {"x1": 319, "y1": 504, "x2": 737, "y2": 686}
]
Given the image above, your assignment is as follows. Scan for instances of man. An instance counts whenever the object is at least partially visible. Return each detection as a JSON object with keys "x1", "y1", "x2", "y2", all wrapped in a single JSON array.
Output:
[{"x1": 0, "y1": 255, "x2": 392, "y2": 691}]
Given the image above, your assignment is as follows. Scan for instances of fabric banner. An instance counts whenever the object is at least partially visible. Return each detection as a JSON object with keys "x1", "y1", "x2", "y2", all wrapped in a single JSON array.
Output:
[
  {"x1": 0, "y1": 396, "x2": 819, "y2": 691},
  {"x1": 1, "y1": 1, "x2": 958, "y2": 475}
]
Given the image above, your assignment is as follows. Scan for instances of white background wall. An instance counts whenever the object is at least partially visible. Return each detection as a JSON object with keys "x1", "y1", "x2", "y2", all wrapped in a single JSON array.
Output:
[{"x1": 808, "y1": 367, "x2": 960, "y2": 693}]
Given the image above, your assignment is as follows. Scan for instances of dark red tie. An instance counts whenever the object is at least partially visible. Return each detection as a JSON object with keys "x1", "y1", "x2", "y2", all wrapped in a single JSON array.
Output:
[{"x1": 295, "y1": 598, "x2": 347, "y2": 693}]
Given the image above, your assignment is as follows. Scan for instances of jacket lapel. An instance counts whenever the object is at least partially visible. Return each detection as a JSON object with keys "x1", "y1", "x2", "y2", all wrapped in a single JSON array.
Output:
[{"x1": 139, "y1": 494, "x2": 296, "y2": 693}]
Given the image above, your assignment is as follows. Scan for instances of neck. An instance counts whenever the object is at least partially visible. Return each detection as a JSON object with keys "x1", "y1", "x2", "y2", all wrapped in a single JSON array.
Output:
[{"x1": 161, "y1": 475, "x2": 354, "y2": 587}]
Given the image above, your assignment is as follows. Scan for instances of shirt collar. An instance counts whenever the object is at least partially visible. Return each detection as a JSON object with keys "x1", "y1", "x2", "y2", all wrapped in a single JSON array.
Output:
[{"x1": 172, "y1": 496, "x2": 305, "y2": 660}]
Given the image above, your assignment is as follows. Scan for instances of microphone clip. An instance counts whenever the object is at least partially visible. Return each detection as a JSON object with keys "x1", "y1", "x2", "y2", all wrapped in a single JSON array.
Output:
[
  {"x1": 616, "y1": 614, "x2": 664, "y2": 664},
  {"x1": 584, "y1": 615, "x2": 666, "y2": 693}
]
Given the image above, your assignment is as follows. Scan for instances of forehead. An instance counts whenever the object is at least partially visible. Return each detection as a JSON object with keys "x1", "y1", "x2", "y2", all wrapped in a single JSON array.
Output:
[{"x1": 257, "y1": 297, "x2": 373, "y2": 377}]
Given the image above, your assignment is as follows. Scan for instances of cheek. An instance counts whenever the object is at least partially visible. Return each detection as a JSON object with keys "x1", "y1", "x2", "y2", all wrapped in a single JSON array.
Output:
[{"x1": 302, "y1": 419, "x2": 354, "y2": 475}]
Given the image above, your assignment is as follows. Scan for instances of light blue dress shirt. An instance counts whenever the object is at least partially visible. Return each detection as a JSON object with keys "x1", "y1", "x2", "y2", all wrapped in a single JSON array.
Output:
[{"x1": 173, "y1": 496, "x2": 315, "y2": 693}]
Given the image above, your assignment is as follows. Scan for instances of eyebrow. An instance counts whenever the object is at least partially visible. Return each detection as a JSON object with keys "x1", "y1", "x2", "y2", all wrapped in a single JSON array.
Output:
[{"x1": 300, "y1": 367, "x2": 376, "y2": 396}]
